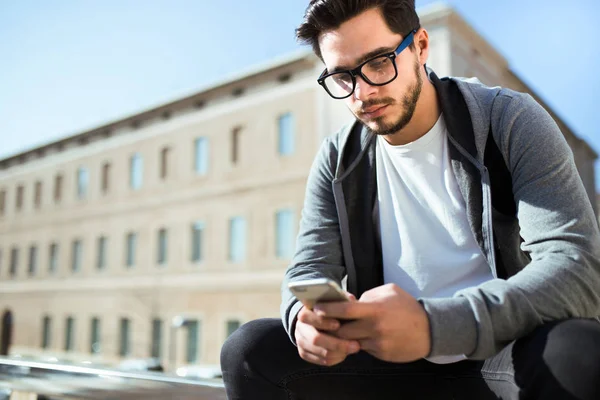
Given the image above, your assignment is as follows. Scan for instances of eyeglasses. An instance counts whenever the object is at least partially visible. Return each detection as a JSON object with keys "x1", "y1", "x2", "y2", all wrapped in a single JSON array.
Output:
[{"x1": 317, "y1": 30, "x2": 417, "y2": 99}]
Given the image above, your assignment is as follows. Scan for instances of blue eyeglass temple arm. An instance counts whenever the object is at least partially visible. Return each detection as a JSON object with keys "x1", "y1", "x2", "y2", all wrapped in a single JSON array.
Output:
[{"x1": 394, "y1": 29, "x2": 417, "y2": 55}]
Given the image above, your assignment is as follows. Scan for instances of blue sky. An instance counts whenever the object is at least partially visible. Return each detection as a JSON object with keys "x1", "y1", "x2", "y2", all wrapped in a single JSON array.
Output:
[{"x1": 1, "y1": 0, "x2": 599, "y2": 185}]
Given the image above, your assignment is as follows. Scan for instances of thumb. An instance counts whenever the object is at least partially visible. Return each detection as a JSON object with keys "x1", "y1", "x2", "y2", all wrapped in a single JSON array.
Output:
[{"x1": 345, "y1": 292, "x2": 357, "y2": 302}]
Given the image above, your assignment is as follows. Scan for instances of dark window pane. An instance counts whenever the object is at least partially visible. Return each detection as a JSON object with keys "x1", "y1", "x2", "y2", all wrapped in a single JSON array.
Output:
[
  {"x1": 151, "y1": 319, "x2": 162, "y2": 358},
  {"x1": 10, "y1": 247, "x2": 18, "y2": 278},
  {"x1": 231, "y1": 127, "x2": 241, "y2": 164},
  {"x1": 0, "y1": 189, "x2": 6, "y2": 215},
  {"x1": 226, "y1": 320, "x2": 241, "y2": 337},
  {"x1": 160, "y1": 147, "x2": 169, "y2": 179},
  {"x1": 49, "y1": 243, "x2": 59, "y2": 273},
  {"x1": 186, "y1": 320, "x2": 200, "y2": 363},
  {"x1": 97, "y1": 237, "x2": 107, "y2": 270},
  {"x1": 28, "y1": 245, "x2": 37, "y2": 275},
  {"x1": 65, "y1": 317, "x2": 75, "y2": 351},
  {"x1": 191, "y1": 223, "x2": 204, "y2": 262},
  {"x1": 91, "y1": 317, "x2": 101, "y2": 354},
  {"x1": 42, "y1": 316, "x2": 51, "y2": 349},
  {"x1": 126, "y1": 233, "x2": 136, "y2": 267},
  {"x1": 34, "y1": 181, "x2": 42, "y2": 208},
  {"x1": 72, "y1": 240, "x2": 82, "y2": 272},
  {"x1": 16, "y1": 185, "x2": 24, "y2": 210},
  {"x1": 54, "y1": 174, "x2": 63, "y2": 202},
  {"x1": 102, "y1": 163, "x2": 111, "y2": 193},
  {"x1": 157, "y1": 229, "x2": 167, "y2": 265},
  {"x1": 119, "y1": 318, "x2": 130, "y2": 356}
]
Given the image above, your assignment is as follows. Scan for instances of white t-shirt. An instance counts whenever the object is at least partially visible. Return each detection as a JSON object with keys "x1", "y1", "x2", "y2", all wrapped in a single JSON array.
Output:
[{"x1": 375, "y1": 114, "x2": 493, "y2": 364}]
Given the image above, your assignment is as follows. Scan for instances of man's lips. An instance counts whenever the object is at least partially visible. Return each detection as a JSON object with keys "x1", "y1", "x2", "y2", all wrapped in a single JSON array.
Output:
[{"x1": 360, "y1": 104, "x2": 389, "y2": 118}]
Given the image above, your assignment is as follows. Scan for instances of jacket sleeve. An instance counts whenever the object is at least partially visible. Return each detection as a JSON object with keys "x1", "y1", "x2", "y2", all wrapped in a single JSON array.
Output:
[
  {"x1": 421, "y1": 92, "x2": 600, "y2": 359},
  {"x1": 280, "y1": 135, "x2": 347, "y2": 344}
]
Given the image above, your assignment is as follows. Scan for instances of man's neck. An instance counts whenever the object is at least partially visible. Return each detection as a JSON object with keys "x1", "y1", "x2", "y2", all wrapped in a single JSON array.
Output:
[{"x1": 382, "y1": 79, "x2": 440, "y2": 146}]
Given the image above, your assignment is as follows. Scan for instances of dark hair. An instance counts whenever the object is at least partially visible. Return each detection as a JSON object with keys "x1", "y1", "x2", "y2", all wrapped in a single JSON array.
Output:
[{"x1": 296, "y1": 0, "x2": 420, "y2": 59}]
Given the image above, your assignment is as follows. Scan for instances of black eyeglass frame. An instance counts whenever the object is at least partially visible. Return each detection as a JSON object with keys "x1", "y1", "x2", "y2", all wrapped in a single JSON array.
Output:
[{"x1": 317, "y1": 29, "x2": 418, "y2": 99}]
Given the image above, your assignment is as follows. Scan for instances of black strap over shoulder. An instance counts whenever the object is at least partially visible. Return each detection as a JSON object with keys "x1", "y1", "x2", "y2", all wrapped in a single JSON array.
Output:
[
  {"x1": 484, "y1": 113, "x2": 529, "y2": 279},
  {"x1": 430, "y1": 69, "x2": 516, "y2": 218},
  {"x1": 484, "y1": 122, "x2": 517, "y2": 217}
]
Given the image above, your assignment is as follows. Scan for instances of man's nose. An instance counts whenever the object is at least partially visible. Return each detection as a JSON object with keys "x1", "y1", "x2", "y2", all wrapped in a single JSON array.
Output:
[{"x1": 353, "y1": 76, "x2": 378, "y2": 101}]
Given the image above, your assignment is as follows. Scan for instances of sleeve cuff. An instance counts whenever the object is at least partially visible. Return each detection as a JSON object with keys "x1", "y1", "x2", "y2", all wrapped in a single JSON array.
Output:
[
  {"x1": 419, "y1": 296, "x2": 478, "y2": 357},
  {"x1": 286, "y1": 300, "x2": 305, "y2": 345}
]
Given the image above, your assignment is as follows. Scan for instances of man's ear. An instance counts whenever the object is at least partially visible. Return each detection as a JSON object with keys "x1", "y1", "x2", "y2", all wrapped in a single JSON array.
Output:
[{"x1": 415, "y1": 28, "x2": 430, "y2": 65}]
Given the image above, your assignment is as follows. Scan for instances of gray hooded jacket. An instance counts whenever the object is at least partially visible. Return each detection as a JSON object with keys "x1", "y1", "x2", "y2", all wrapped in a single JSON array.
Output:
[{"x1": 281, "y1": 71, "x2": 600, "y2": 360}]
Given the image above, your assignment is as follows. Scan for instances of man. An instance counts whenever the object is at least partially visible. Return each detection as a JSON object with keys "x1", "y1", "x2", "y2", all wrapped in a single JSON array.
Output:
[{"x1": 221, "y1": 1, "x2": 600, "y2": 398}]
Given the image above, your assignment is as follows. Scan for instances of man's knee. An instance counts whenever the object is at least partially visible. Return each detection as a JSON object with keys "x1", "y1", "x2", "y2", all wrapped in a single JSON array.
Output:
[
  {"x1": 220, "y1": 318, "x2": 290, "y2": 373},
  {"x1": 515, "y1": 318, "x2": 600, "y2": 399},
  {"x1": 542, "y1": 319, "x2": 600, "y2": 377},
  {"x1": 543, "y1": 318, "x2": 600, "y2": 359}
]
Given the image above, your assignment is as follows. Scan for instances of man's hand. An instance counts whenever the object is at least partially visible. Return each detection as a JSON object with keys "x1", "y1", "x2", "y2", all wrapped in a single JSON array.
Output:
[
  {"x1": 295, "y1": 303, "x2": 360, "y2": 366},
  {"x1": 314, "y1": 283, "x2": 431, "y2": 363}
]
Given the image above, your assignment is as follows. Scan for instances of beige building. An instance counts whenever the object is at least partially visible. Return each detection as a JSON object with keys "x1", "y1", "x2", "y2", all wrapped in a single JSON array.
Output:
[{"x1": 0, "y1": 4, "x2": 597, "y2": 369}]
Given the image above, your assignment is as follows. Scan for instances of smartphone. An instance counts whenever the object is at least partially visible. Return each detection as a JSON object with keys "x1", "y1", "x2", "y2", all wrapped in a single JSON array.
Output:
[{"x1": 288, "y1": 278, "x2": 349, "y2": 309}]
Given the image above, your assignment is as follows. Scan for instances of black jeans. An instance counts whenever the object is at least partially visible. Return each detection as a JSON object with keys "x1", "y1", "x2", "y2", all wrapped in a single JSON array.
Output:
[{"x1": 221, "y1": 318, "x2": 600, "y2": 399}]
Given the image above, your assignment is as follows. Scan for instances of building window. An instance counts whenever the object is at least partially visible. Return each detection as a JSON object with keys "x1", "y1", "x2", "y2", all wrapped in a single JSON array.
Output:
[
  {"x1": 278, "y1": 112, "x2": 295, "y2": 156},
  {"x1": 34, "y1": 181, "x2": 42, "y2": 208},
  {"x1": 16, "y1": 185, "x2": 24, "y2": 211},
  {"x1": 191, "y1": 222, "x2": 204, "y2": 263},
  {"x1": 54, "y1": 174, "x2": 63, "y2": 203},
  {"x1": 275, "y1": 209, "x2": 295, "y2": 259},
  {"x1": 65, "y1": 317, "x2": 75, "y2": 351},
  {"x1": 130, "y1": 153, "x2": 143, "y2": 190},
  {"x1": 186, "y1": 320, "x2": 200, "y2": 363},
  {"x1": 90, "y1": 317, "x2": 101, "y2": 354},
  {"x1": 231, "y1": 127, "x2": 241, "y2": 164},
  {"x1": 101, "y1": 162, "x2": 111, "y2": 194},
  {"x1": 77, "y1": 167, "x2": 89, "y2": 200},
  {"x1": 160, "y1": 147, "x2": 170, "y2": 180},
  {"x1": 0, "y1": 189, "x2": 5, "y2": 215},
  {"x1": 71, "y1": 240, "x2": 82, "y2": 272},
  {"x1": 49, "y1": 243, "x2": 59, "y2": 274},
  {"x1": 194, "y1": 137, "x2": 208, "y2": 175},
  {"x1": 228, "y1": 216, "x2": 246, "y2": 262},
  {"x1": 28, "y1": 245, "x2": 38, "y2": 276},
  {"x1": 9, "y1": 247, "x2": 18, "y2": 278},
  {"x1": 157, "y1": 228, "x2": 167, "y2": 265},
  {"x1": 126, "y1": 232, "x2": 136, "y2": 267},
  {"x1": 42, "y1": 316, "x2": 52, "y2": 349},
  {"x1": 97, "y1": 236, "x2": 107, "y2": 270},
  {"x1": 119, "y1": 318, "x2": 130, "y2": 356},
  {"x1": 226, "y1": 320, "x2": 241, "y2": 338},
  {"x1": 151, "y1": 318, "x2": 162, "y2": 358}
]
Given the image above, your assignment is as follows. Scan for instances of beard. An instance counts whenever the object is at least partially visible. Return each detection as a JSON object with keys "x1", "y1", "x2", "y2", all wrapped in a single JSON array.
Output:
[{"x1": 360, "y1": 61, "x2": 423, "y2": 137}]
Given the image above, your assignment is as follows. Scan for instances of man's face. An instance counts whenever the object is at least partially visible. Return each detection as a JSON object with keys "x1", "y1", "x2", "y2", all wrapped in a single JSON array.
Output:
[{"x1": 318, "y1": 8, "x2": 423, "y2": 136}]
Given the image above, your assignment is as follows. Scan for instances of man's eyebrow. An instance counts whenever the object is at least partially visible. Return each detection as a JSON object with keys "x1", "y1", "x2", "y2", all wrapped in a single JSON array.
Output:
[{"x1": 328, "y1": 46, "x2": 396, "y2": 74}]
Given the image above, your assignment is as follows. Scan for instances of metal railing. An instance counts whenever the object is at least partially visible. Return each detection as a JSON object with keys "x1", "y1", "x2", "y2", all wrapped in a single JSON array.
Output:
[{"x1": 0, "y1": 357, "x2": 226, "y2": 399}]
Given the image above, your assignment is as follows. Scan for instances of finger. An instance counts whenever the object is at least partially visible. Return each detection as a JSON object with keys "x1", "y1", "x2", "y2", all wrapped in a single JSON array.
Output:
[
  {"x1": 314, "y1": 301, "x2": 373, "y2": 320},
  {"x1": 296, "y1": 328, "x2": 347, "y2": 365},
  {"x1": 296, "y1": 322, "x2": 360, "y2": 356},
  {"x1": 297, "y1": 346, "x2": 347, "y2": 366},
  {"x1": 358, "y1": 338, "x2": 378, "y2": 353},
  {"x1": 296, "y1": 332, "x2": 350, "y2": 366},
  {"x1": 335, "y1": 318, "x2": 373, "y2": 340},
  {"x1": 358, "y1": 338, "x2": 389, "y2": 361},
  {"x1": 298, "y1": 347, "x2": 328, "y2": 365},
  {"x1": 345, "y1": 292, "x2": 357, "y2": 302},
  {"x1": 298, "y1": 307, "x2": 340, "y2": 331}
]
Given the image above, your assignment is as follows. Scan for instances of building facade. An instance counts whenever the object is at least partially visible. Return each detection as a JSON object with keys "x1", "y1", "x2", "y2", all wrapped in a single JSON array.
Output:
[{"x1": 0, "y1": 4, "x2": 596, "y2": 369}]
